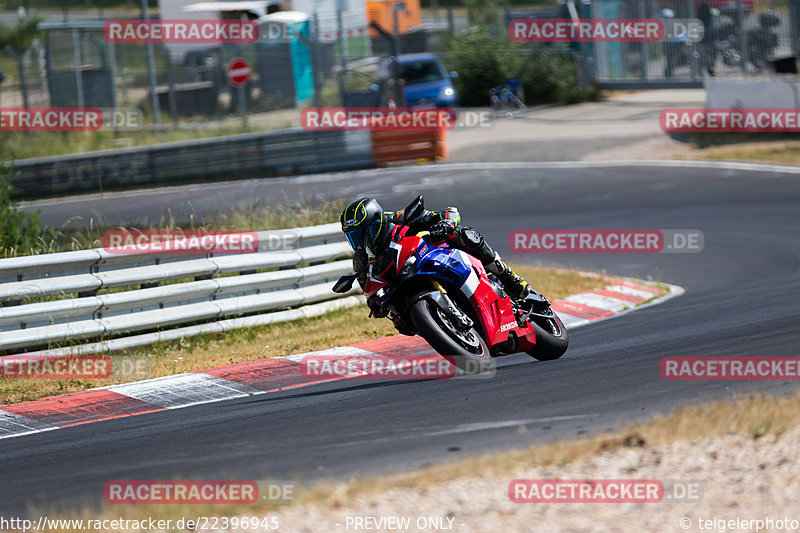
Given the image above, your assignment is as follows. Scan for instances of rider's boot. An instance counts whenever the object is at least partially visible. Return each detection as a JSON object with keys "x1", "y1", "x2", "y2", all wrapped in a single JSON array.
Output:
[{"x1": 486, "y1": 251, "x2": 531, "y2": 299}]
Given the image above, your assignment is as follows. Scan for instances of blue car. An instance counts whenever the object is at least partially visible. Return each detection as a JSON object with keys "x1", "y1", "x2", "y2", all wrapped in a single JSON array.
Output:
[{"x1": 394, "y1": 53, "x2": 458, "y2": 107}]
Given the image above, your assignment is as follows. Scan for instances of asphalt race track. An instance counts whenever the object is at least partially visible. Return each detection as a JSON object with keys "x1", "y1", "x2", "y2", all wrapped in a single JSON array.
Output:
[{"x1": 4, "y1": 161, "x2": 800, "y2": 514}]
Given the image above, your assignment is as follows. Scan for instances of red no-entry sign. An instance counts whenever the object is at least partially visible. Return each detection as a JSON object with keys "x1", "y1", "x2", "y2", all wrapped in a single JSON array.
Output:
[{"x1": 227, "y1": 57, "x2": 251, "y2": 87}]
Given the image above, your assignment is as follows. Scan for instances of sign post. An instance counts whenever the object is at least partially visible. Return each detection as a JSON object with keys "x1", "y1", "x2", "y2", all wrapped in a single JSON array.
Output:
[{"x1": 227, "y1": 57, "x2": 252, "y2": 129}]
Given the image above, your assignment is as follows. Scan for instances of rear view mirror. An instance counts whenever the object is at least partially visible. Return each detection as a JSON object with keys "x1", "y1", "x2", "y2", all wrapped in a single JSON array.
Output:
[
  {"x1": 401, "y1": 195, "x2": 425, "y2": 226},
  {"x1": 332, "y1": 274, "x2": 357, "y2": 294}
]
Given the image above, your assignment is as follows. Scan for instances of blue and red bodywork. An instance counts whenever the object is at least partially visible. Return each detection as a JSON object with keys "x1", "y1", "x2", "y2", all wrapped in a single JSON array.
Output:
[{"x1": 364, "y1": 226, "x2": 537, "y2": 354}]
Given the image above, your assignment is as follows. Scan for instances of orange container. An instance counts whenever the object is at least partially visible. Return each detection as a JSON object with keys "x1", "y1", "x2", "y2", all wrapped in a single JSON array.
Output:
[
  {"x1": 367, "y1": 0, "x2": 422, "y2": 38},
  {"x1": 371, "y1": 129, "x2": 447, "y2": 165}
]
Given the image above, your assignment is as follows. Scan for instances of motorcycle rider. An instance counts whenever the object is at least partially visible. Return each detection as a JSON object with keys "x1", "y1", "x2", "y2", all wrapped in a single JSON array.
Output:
[{"x1": 340, "y1": 197, "x2": 530, "y2": 322}]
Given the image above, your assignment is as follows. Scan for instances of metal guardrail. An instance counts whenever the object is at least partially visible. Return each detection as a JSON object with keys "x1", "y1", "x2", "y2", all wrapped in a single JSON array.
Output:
[
  {"x1": 0, "y1": 223, "x2": 363, "y2": 355},
  {"x1": 7, "y1": 129, "x2": 373, "y2": 197}
]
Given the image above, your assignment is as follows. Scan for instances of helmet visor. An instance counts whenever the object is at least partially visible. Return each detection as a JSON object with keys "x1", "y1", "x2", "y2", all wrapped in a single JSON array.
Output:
[
  {"x1": 344, "y1": 226, "x2": 367, "y2": 251},
  {"x1": 365, "y1": 217, "x2": 385, "y2": 255}
]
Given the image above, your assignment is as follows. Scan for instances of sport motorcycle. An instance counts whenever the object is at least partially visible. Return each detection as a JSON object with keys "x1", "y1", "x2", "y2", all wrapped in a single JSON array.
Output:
[{"x1": 333, "y1": 196, "x2": 569, "y2": 373}]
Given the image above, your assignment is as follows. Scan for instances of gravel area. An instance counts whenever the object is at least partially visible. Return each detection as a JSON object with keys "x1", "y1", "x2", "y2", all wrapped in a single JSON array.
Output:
[{"x1": 269, "y1": 425, "x2": 800, "y2": 533}]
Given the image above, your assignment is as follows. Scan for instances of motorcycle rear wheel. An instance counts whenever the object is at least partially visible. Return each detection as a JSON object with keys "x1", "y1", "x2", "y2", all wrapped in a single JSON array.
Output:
[{"x1": 525, "y1": 312, "x2": 569, "y2": 361}]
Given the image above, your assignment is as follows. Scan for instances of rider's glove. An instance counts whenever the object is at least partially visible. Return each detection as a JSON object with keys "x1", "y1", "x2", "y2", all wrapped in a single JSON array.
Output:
[
  {"x1": 367, "y1": 297, "x2": 390, "y2": 318},
  {"x1": 424, "y1": 220, "x2": 456, "y2": 244}
]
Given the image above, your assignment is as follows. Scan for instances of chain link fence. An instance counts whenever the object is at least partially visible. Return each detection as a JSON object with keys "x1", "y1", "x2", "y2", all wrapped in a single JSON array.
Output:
[
  {"x1": 0, "y1": 6, "x2": 469, "y2": 130},
  {"x1": 3, "y1": 1, "x2": 798, "y2": 129},
  {"x1": 583, "y1": 0, "x2": 799, "y2": 84}
]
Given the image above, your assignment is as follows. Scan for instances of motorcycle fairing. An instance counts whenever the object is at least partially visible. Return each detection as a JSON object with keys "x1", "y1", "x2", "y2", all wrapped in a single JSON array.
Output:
[
  {"x1": 362, "y1": 225, "x2": 537, "y2": 352},
  {"x1": 413, "y1": 242, "x2": 521, "y2": 347}
]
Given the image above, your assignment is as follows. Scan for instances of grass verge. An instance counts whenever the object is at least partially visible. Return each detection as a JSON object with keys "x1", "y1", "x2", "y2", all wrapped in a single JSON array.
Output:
[
  {"x1": 0, "y1": 265, "x2": 607, "y2": 405},
  {"x1": 3, "y1": 195, "x2": 347, "y2": 257},
  {"x1": 687, "y1": 139, "x2": 800, "y2": 165},
  {"x1": 0, "y1": 112, "x2": 299, "y2": 161}
]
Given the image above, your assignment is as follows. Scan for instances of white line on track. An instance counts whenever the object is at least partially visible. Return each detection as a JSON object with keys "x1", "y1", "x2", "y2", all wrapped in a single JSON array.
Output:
[{"x1": 421, "y1": 415, "x2": 598, "y2": 437}]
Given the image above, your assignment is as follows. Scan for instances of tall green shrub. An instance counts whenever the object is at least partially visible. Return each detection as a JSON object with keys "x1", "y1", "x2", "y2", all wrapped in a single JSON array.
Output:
[{"x1": 445, "y1": 6, "x2": 596, "y2": 107}]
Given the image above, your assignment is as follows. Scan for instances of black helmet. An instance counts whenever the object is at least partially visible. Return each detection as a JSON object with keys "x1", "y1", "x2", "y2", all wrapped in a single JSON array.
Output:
[{"x1": 340, "y1": 197, "x2": 394, "y2": 256}]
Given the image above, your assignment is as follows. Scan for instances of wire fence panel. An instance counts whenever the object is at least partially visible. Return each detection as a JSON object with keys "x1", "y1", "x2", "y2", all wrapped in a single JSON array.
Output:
[{"x1": 590, "y1": 0, "x2": 798, "y2": 84}]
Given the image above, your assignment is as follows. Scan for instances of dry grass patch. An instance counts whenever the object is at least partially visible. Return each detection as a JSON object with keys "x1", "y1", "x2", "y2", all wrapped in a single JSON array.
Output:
[
  {"x1": 27, "y1": 389, "x2": 800, "y2": 523},
  {"x1": 299, "y1": 389, "x2": 800, "y2": 507},
  {"x1": 685, "y1": 140, "x2": 800, "y2": 165},
  {"x1": 0, "y1": 265, "x2": 608, "y2": 405}
]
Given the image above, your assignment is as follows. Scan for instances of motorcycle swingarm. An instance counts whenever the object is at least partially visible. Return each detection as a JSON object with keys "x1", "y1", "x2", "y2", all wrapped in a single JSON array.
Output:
[{"x1": 513, "y1": 289, "x2": 551, "y2": 322}]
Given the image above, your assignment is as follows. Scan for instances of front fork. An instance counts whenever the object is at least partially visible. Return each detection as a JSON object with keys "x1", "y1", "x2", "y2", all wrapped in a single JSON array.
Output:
[{"x1": 405, "y1": 281, "x2": 474, "y2": 331}]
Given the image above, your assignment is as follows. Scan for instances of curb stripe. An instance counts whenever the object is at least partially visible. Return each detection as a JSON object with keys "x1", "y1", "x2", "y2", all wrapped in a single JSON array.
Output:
[
  {"x1": 613, "y1": 279, "x2": 663, "y2": 295},
  {"x1": 550, "y1": 301, "x2": 615, "y2": 320},
  {"x1": 205, "y1": 358, "x2": 330, "y2": 392},
  {"x1": 602, "y1": 284, "x2": 657, "y2": 300},
  {"x1": 0, "y1": 410, "x2": 57, "y2": 437},
  {"x1": 556, "y1": 313, "x2": 592, "y2": 328},
  {"x1": 564, "y1": 292, "x2": 632, "y2": 312},
  {"x1": 0, "y1": 278, "x2": 678, "y2": 441},
  {"x1": 205, "y1": 347, "x2": 380, "y2": 391},
  {"x1": 353, "y1": 336, "x2": 435, "y2": 357},
  {"x1": 106, "y1": 373, "x2": 261, "y2": 410},
  {"x1": 590, "y1": 288, "x2": 649, "y2": 304},
  {"x1": 1, "y1": 390, "x2": 162, "y2": 428}
]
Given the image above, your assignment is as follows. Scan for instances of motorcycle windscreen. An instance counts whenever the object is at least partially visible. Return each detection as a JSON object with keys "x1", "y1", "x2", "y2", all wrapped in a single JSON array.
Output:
[{"x1": 414, "y1": 242, "x2": 473, "y2": 286}]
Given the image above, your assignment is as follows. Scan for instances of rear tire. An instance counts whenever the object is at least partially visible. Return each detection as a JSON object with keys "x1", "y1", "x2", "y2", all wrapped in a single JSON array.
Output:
[
  {"x1": 408, "y1": 299, "x2": 492, "y2": 374},
  {"x1": 525, "y1": 312, "x2": 569, "y2": 361}
]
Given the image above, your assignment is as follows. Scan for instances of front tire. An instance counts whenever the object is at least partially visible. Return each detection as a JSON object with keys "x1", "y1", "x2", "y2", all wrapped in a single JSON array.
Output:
[
  {"x1": 408, "y1": 299, "x2": 492, "y2": 374},
  {"x1": 525, "y1": 312, "x2": 569, "y2": 361}
]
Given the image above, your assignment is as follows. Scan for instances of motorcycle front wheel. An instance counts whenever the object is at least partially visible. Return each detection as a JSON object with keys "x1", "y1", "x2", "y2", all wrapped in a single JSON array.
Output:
[{"x1": 408, "y1": 298, "x2": 492, "y2": 374}]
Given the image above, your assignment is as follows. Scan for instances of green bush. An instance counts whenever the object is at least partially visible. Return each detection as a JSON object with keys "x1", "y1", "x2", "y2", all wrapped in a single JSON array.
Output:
[
  {"x1": 446, "y1": 27, "x2": 508, "y2": 107},
  {"x1": 513, "y1": 52, "x2": 597, "y2": 105},
  {"x1": 444, "y1": 7, "x2": 597, "y2": 107},
  {"x1": 0, "y1": 165, "x2": 56, "y2": 257}
]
